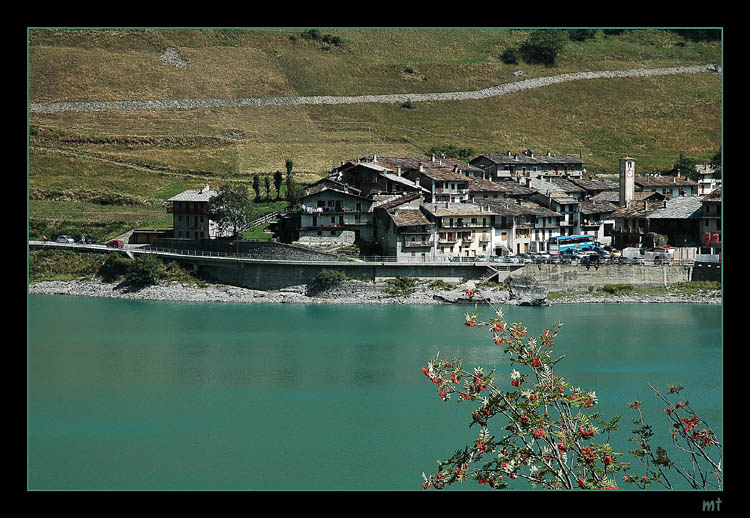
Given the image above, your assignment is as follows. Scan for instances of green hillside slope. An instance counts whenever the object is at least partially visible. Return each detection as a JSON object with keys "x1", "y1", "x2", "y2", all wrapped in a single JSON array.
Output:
[{"x1": 27, "y1": 28, "x2": 722, "y2": 242}]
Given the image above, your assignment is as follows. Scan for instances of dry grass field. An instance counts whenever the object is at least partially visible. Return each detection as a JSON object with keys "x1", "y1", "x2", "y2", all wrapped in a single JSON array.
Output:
[{"x1": 27, "y1": 28, "x2": 722, "y2": 242}]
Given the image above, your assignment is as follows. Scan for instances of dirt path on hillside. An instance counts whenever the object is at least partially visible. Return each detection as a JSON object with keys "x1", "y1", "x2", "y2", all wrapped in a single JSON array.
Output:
[{"x1": 29, "y1": 65, "x2": 721, "y2": 114}]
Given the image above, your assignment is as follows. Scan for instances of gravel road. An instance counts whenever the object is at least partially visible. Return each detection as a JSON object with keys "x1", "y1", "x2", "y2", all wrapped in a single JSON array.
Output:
[{"x1": 29, "y1": 65, "x2": 721, "y2": 114}]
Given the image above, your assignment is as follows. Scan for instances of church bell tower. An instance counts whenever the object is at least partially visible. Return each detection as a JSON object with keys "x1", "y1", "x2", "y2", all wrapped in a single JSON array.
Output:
[{"x1": 619, "y1": 157, "x2": 635, "y2": 207}]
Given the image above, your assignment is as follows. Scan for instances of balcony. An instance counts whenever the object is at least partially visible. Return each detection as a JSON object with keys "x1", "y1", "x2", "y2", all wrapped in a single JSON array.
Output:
[{"x1": 403, "y1": 239, "x2": 434, "y2": 248}]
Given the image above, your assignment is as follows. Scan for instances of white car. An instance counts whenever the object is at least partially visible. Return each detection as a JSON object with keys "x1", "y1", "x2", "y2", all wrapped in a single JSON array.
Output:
[{"x1": 56, "y1": 235, "x2": 75, "y2": 244}]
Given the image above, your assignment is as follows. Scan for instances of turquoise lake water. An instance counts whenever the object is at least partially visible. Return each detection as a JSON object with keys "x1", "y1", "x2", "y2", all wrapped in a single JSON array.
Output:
[{"x1": 27, "y1": 295, "x2": 722, "y2": 491}]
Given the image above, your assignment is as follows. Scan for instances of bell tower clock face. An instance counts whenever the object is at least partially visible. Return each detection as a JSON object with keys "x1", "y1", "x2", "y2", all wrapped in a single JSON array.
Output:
[{"x1": 625, "y1": 162, "x2": 633, "y2": 177}]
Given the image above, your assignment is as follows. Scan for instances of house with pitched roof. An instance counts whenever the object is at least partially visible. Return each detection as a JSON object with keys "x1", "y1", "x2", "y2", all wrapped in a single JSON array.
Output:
[
  {"x1": 421, "y1": 203, "x2": 497, "y2": 259},
  {"x1": 298, "y1": 180, "x2": 375, "y2": 245},
  {"x1": 333, "y1": 156, "x2": 426, "y2": 199},
  {"x1": 466, "y1": 176, "x2": 536, "y2": 203},
  {"x1": 634, "y1": 174, "x2": 699, "y2": 198},
  {"x1": 484, "y1": 200, "x2": 563, "y2": 255},
  {"x1": 167, "y1": 184, "x2": 230, "y2": 240},
  {"x1": 699, "y1": 187, "x2": 721, "y2": 258},
  {"x1": 374, "y1": 193, "x2": 434, "y2": 261},
  {"x1": 609, "y1": 196, "x2": 704, "y2": 249},
  {"x1": 470, "y1": 149, "x2": 584, "y2": 182}
]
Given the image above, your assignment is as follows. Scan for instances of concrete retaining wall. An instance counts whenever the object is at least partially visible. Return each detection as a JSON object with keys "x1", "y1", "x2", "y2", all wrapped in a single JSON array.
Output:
[
  {"x1": 691, "y1": 261, "x2": 722, "y2": 283},
  {"x1": 513, "y1": 263, "x2": 693, "y2": 292},
  {"x1": 181, "y1": 256, "x2": 493, "y2": 291}
]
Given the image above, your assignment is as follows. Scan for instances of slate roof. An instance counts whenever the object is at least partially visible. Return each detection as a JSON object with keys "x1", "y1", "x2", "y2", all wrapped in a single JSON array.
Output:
[
  {"x1": 389, "y1": 209, "x2": 433, "y2": 227},
  {"x1": 579, "y1": 200, "x2": 619, "y2": 215},
  {"x1": 168, "y1": 185, "x2": 217, "y2": 202},
  {"x1": 610, "y1": 196, "x2": 703, "y2": 219},
  {"x1": 375, "y1": 191, "x2": 423, "y2": 211},
  {"x1": 422, "y1": 202, "x2": 498, "y2": 217},
  {"x1": 473, "y1": 151, "x2": 584, "y2": 166},
  {"x1": 590, "y1": 190, "x2": 665, "y2": 203},
  {"x1": 635, "y1": 175, "x2": 699, "y2": 188},
  {"x1": 484, "y1": 200, "x2": 561, "y2": 217}
]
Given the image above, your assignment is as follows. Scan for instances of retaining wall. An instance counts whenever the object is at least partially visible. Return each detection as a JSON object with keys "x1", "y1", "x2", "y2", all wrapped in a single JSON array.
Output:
[
  {"x1": 514, "y1": 263, "x2": 693, "y2": 292},
  {"x1": 181, "y1": 256, "x2": 494, "y2": 291}
]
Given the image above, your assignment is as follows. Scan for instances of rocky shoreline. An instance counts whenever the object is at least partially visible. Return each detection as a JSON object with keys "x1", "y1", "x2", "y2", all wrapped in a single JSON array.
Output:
[{"x1": 27, "y1": 277, "x2": 721, "y2": 306}]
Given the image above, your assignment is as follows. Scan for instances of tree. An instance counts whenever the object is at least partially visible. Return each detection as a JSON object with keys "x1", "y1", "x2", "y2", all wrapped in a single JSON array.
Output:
[
  {"x1": 252, "y1": 175, "x2": 261, "y2": 202},
  {"x1": 419, "y1": 295, "x2": 721, "y2": 490},
  {"x1": 285, "y1": 172, "x2": 301, "y2": 208},
  {"x1": 208, "y1": 183, "x2": 253, "y2": 239},
  {"x1": 264, "y1": 175, "x2": 272, "y2": 200},
  {"x1": 520, "y1": 29, "x2": 567, "y2": 66},
  {"x1": 285, "y1": 158, "x2": 294, "y2": 176},
  {"x1": 273, "y1": 171, "x2": 284, "y2": 199},
  {"x1": 673, "y1": 153, "x2": 699, "y2": 182}
]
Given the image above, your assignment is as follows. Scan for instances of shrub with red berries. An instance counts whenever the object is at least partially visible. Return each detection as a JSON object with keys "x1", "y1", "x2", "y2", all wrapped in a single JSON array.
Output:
[{"x1": 420, "y1": 301, "x2": 722, "y2": 491}]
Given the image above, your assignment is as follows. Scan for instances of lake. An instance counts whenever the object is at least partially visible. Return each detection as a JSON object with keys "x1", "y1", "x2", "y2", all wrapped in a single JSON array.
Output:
[{"x1": 27, "y1": 295, "x2": 722, "y2": 491}]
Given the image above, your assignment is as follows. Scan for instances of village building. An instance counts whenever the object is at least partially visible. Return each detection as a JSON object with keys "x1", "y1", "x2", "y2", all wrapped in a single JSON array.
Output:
[
  {"x1": 484, "y1": 199, "x2": 563, "y2": 255},
  {"x1": 696, "y1": 163, "x2": 721, "y2": 195},
  {"x1": 609, "y1": 196, "x2": 704, "y2": 250},
  {"x1": 528, "y1": 191, "x2": 581, "y2": 236},
  {"x1": 699, "y1": 187, "x2": 721, "y2": 259},
  {"x1": 167, "y1": 184, "x2": 229, "y2": 240},
  {"x1": 298, "y1": 180, "x2": 375, "y2": 245},
  {"x1": 394, "y1": 160, "x2": 471, "y2": 204},
  {"x1": 332, "y1": 157, "x2": 426, "y2": 199},
  {"x1": 579, "y1": 200, "x2": 619, "y2": 245},
  {"x1": 466, "y1": 176, "x2": 536, "y2": 203},
  {"x1": 634, "y1": 173, "x2": 699, "y2": 198},
  {"x1": 470, "y1": 149, "x2": 585, "y2": 182},
  {"x1": 374, "y1": 193, "x2": 434, "y2": 261},
  {"x1": 421, "y1": 203, "x2": 497, "y2": 259}
]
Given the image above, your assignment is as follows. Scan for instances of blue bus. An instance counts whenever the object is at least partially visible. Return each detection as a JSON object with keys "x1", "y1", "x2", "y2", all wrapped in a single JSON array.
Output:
[{"x1": 548, "y1": 234, "x2": 596, "y2": 255}]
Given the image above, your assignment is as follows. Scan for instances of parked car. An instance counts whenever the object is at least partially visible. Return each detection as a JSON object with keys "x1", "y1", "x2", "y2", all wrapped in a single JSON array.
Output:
[
  {"x1": 631, "y1": 256, "x2": 644, "y2": 265},
  {"x1": 618, "y1": 256, "x2": 631, "y2": 265},
  {"x1": 107, "y1": 239, "x2": 125, "y2": 248},
  {"x1": 56, "y1": 235, "x2": 74, "y2": 244},
  {"x1": 518, "y1": 253, "x2": 533, "y2": 264},
  {"x1": 500, "y1": 255, "x2": 520, "y2": 264},
  {"x1": 548, "y1": 255, "x2": 561, "y2": 264}
]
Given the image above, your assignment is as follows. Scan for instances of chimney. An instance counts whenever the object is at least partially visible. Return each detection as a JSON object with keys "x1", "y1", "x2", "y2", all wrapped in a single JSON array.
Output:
[
  {"x1": 431, "y1": 154, "x2": 435, "y2": 162},
  {"x1": 372, "y1": 153, "x2": 377, "y2": 162},
  {"x1": 397, "y1": 167, "x2": 401, "y2": 176},
  {"x1": 419, "y1": 162, "x2": 424, "y2": 173}
]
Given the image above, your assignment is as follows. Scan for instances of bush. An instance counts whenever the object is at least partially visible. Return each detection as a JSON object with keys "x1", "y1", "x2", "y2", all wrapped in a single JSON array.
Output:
[
  {"x1": 519, "y1": 29, "x2": 567, "y2": 66},
  {"x1": 98, "y1": 253, "x2": 133, "y2": 282},
  {"x1": 125, "y1": 255, "x2": 164, "y2": 287},
  {"x1": 500, "y1": 47, "x2": 521, "y2": 64},
  {"x1": 309, "y1": 269, "x2": 349, "y2": 291},
  {"x1": 385, "y1": 276, "x2": 420, "y2": 297},
  {"x1": 600, "y1": 283, "x2": 635, "y2": 296}
]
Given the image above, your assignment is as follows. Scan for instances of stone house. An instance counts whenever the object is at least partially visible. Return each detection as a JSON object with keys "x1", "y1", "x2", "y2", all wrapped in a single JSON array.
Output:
[
  {"x1": 333, "y1": 157, "x2": 426, "y2": 199},
  {"x1": 699, "y1": 187, "x2": 721, "y2": 258},
  {"x1": 529, "y1": 191, "x2": 581, "y2": 236},
  {"x1": 398, "y1": 160, "x2": 471, "y2": 204},
  {"x1": 485, "y1": 200, "x2": 562, "y2": 255},
  {"x1": 609, "y1": 196, "x2": 704, "y2": 249},
  {"x1": 298, "y1": 182, "x2": 374, "y2": 245},
  {"x1": 466, "y1": 176, "x2": 536, "y2": 203},
  {"x1": 421, "y1": 203, "x2": 497, "y2": 259},
  {"x1": 167, "y1": 184, "x2": 230, "y2": 240},
  {"x1": 470, "y1": 149, "x2": 585, "y2": 182},
  {"x1": 374, "y1": 193, "x2": 435, "y2": 261},
  {"x1": 579, "y1": 200, "x2": 619, "y2": 246},
  {"x1": 634, "y1": 174, "x2": 699, "y2": 198}
]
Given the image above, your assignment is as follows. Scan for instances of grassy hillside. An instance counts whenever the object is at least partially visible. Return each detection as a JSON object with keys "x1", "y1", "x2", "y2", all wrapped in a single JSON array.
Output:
[{"x1": 27, "y1": 28, "x2": 722, "y2": 242}]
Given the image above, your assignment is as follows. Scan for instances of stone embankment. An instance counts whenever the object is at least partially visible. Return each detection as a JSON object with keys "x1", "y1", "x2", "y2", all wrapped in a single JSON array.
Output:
[
  {"x1": 28, "y1": 276, "x2": 721, "y2": 305},
  {"x1": 29, "y1": 65, "x2": 721, "y2": 114}
]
